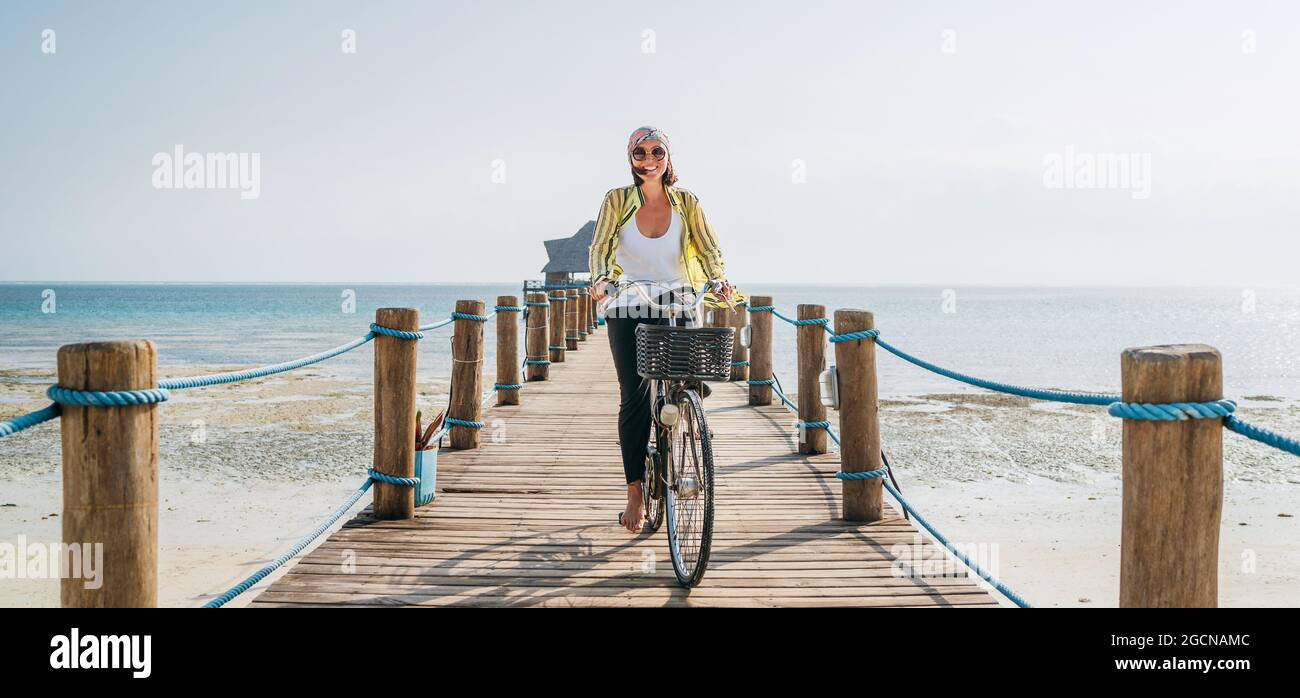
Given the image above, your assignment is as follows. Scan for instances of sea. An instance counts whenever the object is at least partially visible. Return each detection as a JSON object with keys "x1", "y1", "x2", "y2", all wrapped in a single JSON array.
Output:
[{"x1": 2, "y1": 283, "x2": 1298, "y2": 402}]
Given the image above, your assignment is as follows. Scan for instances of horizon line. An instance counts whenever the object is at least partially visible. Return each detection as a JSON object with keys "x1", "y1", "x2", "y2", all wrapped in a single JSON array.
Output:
[{"x1": 0, "y1": 280, "x2": 1296, "y2": 290}]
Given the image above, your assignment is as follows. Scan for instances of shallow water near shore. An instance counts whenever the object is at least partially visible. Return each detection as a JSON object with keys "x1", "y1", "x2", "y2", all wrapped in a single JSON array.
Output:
[{"x1": 3, "y1": 283, "x2": 1299, "y2": 398}]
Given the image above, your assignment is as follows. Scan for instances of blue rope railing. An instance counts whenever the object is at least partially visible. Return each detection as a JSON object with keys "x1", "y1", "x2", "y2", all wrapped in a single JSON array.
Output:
[
  {"x1": 202, "y1": 451, "x2": 444, "y2": 608},
  {"x1": 160, "y1": 333, "x2": 376, "y2": 390},
  {"x1": 366, "y1": 468, "x2": 420, "y2": 487},
  {"x1": 203, "y1": 476, "x2": 375, "y2": 608},
  {"x1": 1225, "y1": 416, "x2": 1300, "y2": 457},
  {"x1": 881, "y1": 479, "x2": 1033, "y2": 608},
  {"x1": 872, "y1": 335, "x2": 1119, "y2": 406},
  {"x1": 417, "y1": 317, "x2": 455, "y2": 332},
  {"x1": 0, "y1": 295, "x2": 567, "y2": 608},
  {"x1": 1, "y1": 305, "x2": 534, "y2": 441},
  {"x1": 0, "y1": 404, "x2": 60, "y2": 438},
  {"x1": 745, "y1": 301, "x2": 1300, "y2": 606},
  {"x1": 1108, "y1": 399, "x2": 1236, "y2": 421},
  {"x1": 369, "y1": 324, "x2": 425, "y2": 341},
  {"x1": 47, "y1": 386, "x2": 171, "y2": 406},
  {"x1": 761, "y1": 305, "x2": 1299, "y2": 458},
  {"x1": 757, "y1": 350, "x2": 1031, "y2": 607},
  {"x1": 205, "y1": 368, "x2": 504, "y2": 608}
]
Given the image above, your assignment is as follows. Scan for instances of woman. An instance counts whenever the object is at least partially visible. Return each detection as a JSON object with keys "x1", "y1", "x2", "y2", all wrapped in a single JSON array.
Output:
[{"x1": 588, "y1": 126, "x2": 746, "y2": 533}]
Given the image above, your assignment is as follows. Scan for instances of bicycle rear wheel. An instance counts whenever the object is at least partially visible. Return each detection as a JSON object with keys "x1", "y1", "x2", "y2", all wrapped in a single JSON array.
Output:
[
  {"x1": 664, "y1": 387, "x2": 715, "y2": 587},
  {"x1": 642, "y1": 443, "x2": 665, "y2": 533}
]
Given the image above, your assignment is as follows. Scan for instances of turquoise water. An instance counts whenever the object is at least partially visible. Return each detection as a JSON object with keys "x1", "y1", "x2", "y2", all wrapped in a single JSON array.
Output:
[{"x1": 2, "y1": 283, "x2": 1298, "y2": 400}]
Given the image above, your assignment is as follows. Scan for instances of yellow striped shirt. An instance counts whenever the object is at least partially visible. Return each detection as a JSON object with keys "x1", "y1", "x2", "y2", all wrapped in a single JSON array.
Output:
[{"x1": 588, "y1": 184, "x2": 746, "y2": 308}]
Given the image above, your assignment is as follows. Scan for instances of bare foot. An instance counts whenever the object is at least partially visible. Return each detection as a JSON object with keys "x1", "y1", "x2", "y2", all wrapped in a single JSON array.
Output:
[{"x1": 620, "y1": 482, "x2": 645, "y2": 533}]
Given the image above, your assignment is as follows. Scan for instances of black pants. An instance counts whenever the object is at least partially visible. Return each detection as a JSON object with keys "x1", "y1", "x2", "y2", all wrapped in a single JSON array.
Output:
[{"x1": 605, "y1": 300, "x2": 711, "y2": 485}]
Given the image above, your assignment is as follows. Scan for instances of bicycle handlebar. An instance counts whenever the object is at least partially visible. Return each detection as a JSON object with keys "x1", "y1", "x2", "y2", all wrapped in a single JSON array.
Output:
[{"x1": 599, "y1": 278, "x2": 722, "y2": 318}]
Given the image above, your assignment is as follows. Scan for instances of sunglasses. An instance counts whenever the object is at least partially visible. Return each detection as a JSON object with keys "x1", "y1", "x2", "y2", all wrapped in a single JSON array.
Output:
[{"x1": 631, "y1": 146, "x2": 667, "y2": 162}]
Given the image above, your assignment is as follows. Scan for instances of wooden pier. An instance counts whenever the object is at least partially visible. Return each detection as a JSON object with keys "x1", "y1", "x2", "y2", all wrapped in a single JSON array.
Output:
[
  {"x1": 250, "y1": 332, "x2": 1003, "y2": 608},
  {"x1": 31, "y1": 276, "x2": 1235, "y2": 608}
]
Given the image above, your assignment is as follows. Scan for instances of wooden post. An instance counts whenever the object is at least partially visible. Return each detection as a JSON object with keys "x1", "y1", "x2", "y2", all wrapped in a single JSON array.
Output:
[
  {"x1": 577, "y1": 287, "x2": 588, "y2": 343},
  {"x1": 565, "y1": 288, "x2": 579, "y2": 351},
  {"x1": 548, "y1": 291, "x2": 566, "y2": 364},
  {"x1": 525, "y1": 291, "x2": 549, "y2": 381},
  {"x1": 449, "y1": 300, "x2": 486, "y2": 449},
  {"x1": 729, "y1": 303, "x2": 749, "y2": 382},
  {"x1": 749, "y1": 295, "x2": 773, "y2": 406},
  {"x1": 1119, "y1": 344, "x2": 1223, "y2": 608},
  {"x1": 797, "y1": 304, "x2": 828, "y2": 454},
  {"x1": 834, "y1": 310, "x2": 882, "y2": 522},
  {"x1": 373, "y1": 308, "x2": 419, "y2": 520},
  {"x1": 496, "y1": 295, "x2": 520, "y2": 406},
  {"x1": 584, "y1": 288, "x2": 595, "y2": 336},
  {"x1": 58, "y1": 340, "x2": 158, "y2": 608}
]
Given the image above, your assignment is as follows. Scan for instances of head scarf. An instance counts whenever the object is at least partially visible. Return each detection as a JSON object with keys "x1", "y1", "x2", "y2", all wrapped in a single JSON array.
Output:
[{"x1": 627, "y1": 126, "x2": 671, "y2": 161}]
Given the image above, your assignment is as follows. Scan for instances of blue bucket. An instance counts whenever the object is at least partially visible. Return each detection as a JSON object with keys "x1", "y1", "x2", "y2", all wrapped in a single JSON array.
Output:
[{"x1": 415, "y1": 447, "x2": 438, "y2": 506}]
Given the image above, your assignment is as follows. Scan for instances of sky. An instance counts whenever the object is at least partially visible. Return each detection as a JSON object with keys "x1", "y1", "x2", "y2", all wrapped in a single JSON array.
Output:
[{"x1": 1, "y1": 1, "x2": 1297, "y2": 286}]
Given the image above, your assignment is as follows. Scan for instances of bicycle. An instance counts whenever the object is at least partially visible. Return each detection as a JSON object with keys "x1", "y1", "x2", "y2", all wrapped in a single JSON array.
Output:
[{"x1": 598, "y1": 278, "x2": 736, "y2": 587}]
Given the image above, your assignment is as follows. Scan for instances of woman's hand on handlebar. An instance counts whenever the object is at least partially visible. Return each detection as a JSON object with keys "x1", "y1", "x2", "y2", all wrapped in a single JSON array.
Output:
[{"x1": 713, "y1": 279, "x2": 734, "y2": 302}]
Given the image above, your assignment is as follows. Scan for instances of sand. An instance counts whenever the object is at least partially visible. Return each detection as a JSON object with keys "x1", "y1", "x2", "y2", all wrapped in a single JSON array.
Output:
[{"x1": 2, "y1": 366, "x2": 1297, "y2": 608}]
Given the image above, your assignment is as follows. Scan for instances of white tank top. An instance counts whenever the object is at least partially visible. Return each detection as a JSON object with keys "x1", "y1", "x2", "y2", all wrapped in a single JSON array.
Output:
[{"x1": 606, "y1": 209, "x2": 690, "y2": 312}]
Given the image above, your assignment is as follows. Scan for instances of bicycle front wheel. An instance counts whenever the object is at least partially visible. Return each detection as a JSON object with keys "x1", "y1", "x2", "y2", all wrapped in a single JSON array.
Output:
[{"x1": 664, "y1": 387, "x2": 715, "y2": 587}]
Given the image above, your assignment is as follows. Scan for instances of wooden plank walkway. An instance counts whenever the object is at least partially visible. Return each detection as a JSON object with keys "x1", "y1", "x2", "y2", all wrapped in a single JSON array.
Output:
[{"x1": 252, "y1": 331, "x2": 1004, "y2": 608}]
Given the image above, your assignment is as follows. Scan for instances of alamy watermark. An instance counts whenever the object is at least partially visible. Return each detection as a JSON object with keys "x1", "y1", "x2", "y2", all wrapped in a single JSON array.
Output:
[
  {"x1": 891, "y1": 534, "x2": 1000, "y2": 589},
  {"x1": 0, "y1": 536, "x2": 103, "y2": 589},
  {"x1": 941, "y1": 288, "x2": 957, "y2": 314},
  {"x1": 152, "y1": 145, "x2": 261, "y2": 199},
  {"x1": 641, "y1": 28, "x2": 656, "y2": 54},
  {"x1": 791, "y1": 158, "x2": 807, "y2": 184},
  {"x1": 50, "y1": 628, "x2": 151, "y2": 678},
  {"x1": 1241, "y1": 289, "x2": 1256, "y2": 314},
  {"x1": 1043, "y1": 145, "x2": 1151, "y2": 200}
]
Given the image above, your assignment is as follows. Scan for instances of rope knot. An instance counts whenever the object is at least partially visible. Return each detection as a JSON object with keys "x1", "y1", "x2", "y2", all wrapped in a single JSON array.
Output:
[
  {"x1": 46, "y1": 386, "x2": 170, "y2": 407},
  {"x1": 369, "y1": 324, "x2": 425, "y2": 340},
  {"x1": 1107, "y1": 399, "x2": 1236, "y2": 421}
]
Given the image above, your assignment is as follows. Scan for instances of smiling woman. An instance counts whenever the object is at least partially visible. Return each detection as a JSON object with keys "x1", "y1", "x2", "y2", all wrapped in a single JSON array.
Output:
[{"x1": 586, "y1": 125, "x2": 745, "y2": 534}]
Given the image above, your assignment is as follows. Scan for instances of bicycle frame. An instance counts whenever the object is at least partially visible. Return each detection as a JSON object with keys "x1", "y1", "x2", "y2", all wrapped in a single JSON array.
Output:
[
  {"x1": 600, "y1": 278, "x2": 721, "y2": 584},
  {"x1": 602, "y1": 279, "x2": 716, "y2": 498}
]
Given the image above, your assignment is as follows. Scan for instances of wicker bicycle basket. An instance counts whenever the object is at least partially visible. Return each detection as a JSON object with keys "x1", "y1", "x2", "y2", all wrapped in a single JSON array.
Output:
[{"x1": 635, "y1": 324, "x2": 736, "y2": 382}]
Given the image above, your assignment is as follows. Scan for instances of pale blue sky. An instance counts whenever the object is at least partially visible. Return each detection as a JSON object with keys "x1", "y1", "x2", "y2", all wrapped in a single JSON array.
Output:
[{"x1": 1, "y1": 1, "x2": 1297, "y2": 285}]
